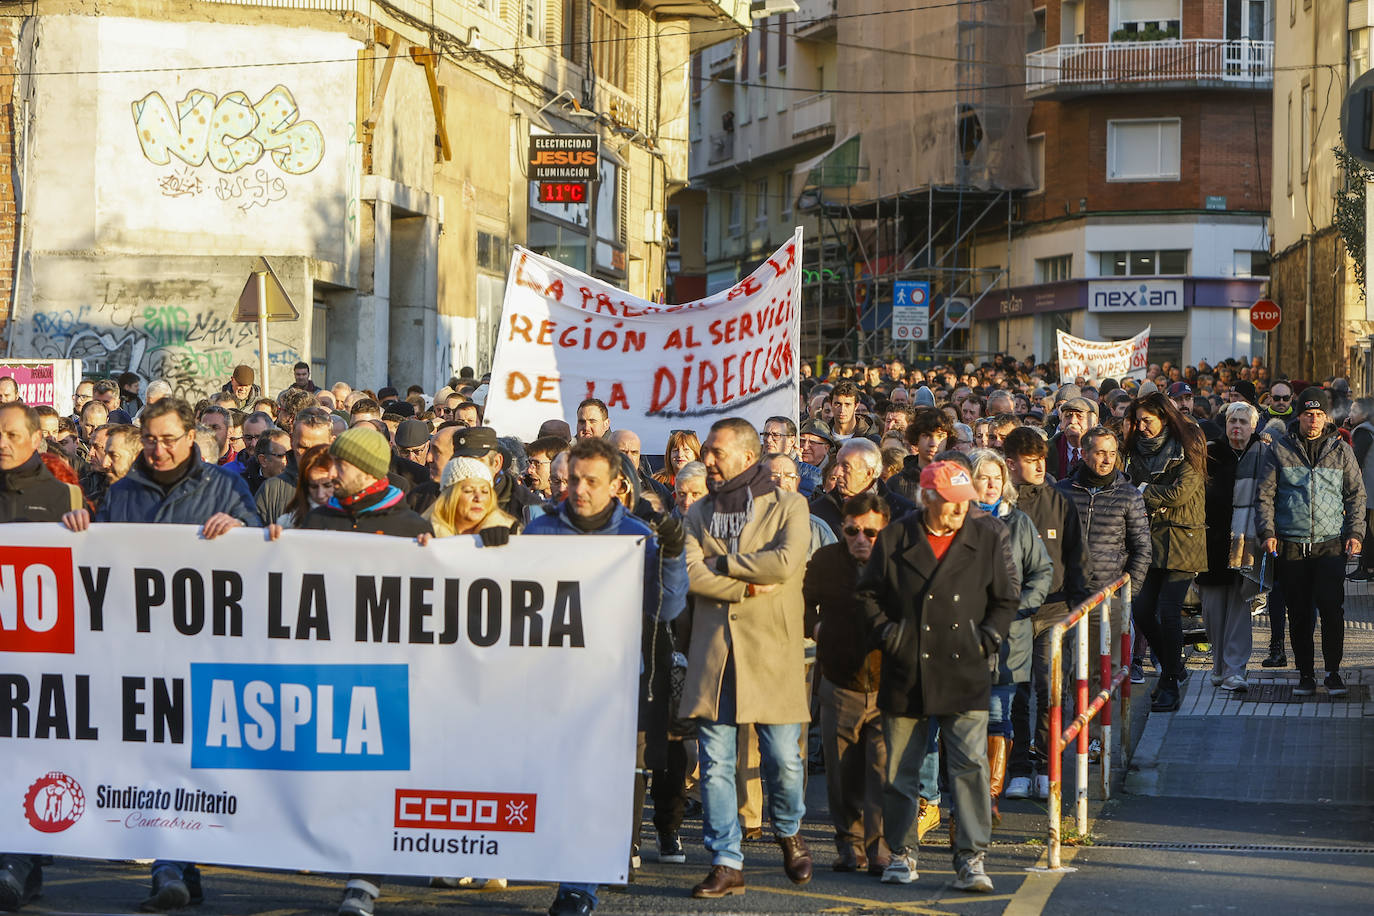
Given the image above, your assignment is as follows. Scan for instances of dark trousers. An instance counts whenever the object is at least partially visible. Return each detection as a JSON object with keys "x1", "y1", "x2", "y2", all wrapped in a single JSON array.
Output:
[
  {"x1": 1362, "y1": 510, "x2": 1374, "y2": 573},
  {"x1": 1277, "y1": 554, "x2": 1347, "y2": 676},
  {"x1": 1267, "y1": 578, "x2": 1288, "y2": 653},
  {"x1": 1009, "y1": 603, "x2": 1066, "y2": 778},
  {"x1": 1131, "y1": 569, "x2": 1192, "y2": 680},
  {"x1": 651, "y1": 739, "x2": 689, "y2": 838}
]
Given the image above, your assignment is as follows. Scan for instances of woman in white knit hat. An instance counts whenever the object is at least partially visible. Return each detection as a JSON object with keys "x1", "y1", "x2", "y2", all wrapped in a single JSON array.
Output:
[{"x1": 424, "y1": 455, "x2": 520, "y2": 539}]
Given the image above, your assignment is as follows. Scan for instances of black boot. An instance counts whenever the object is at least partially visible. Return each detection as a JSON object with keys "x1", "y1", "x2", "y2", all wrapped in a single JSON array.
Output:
[
  {"x1": 0, "y1": 856, "x2": 42, "y2": 911},
  {"x1": 1151, "y1": 676, "x2": 1181, "y2": 712},
  {"x1": 1261, "y1": 648, "x2": 1287, "y2": 668}
]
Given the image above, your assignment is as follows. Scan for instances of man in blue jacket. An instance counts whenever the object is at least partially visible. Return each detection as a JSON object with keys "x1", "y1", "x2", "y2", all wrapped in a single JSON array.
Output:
[
  {"x1": 525, "y1": 435, "x2": 687, "y2": 916},
  {"x1": 59, "y1": 397, "x2": 259, "y2": 911},
  {"x1": 1256, "y1": 387, "x2": 1365, "y2": 697}
]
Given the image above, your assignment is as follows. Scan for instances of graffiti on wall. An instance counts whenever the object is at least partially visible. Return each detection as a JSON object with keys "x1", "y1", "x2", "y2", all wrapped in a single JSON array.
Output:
[
  {"x1": 133, "y1": 84, "x2": 324, "y2": 208},
  {"x1": 27, "y1": 293, "x2": 298, "y2": 402}
]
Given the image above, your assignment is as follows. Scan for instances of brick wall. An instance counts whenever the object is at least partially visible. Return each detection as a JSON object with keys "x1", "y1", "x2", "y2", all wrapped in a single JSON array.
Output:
[
  {"x1": 0, "y1": 18, "x2": 16, "y2": 332},
  {"x1": 1021, "y1": 90, "x2": 1271, "y2": 223},
  {"x1": 1269, "y1": 229, "x2": 1359, "y2": 382}
]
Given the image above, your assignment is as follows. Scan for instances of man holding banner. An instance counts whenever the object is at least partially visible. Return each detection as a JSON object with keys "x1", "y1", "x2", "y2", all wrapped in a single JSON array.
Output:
[
  {"x1": 36, "y1": 398, "x2": 261, "y2": 911},
  {"x1": 525, "y1": 436, "x2": 687, "y2": 916}
]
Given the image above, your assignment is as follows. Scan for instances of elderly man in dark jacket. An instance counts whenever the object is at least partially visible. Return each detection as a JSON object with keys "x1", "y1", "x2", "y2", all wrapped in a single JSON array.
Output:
[
  {"x1": 858, "y1": 461, "x2": 1018, "y2": 894},
  {"x1": 805, "y1": 491, "x2": 892, "y2": 875},
  {"x1": 0, "y1": 403, "x2": 80, "y2": 522},
  {"x1": 1257, "y1": 387, "x2": 1365, "y2": 697}
]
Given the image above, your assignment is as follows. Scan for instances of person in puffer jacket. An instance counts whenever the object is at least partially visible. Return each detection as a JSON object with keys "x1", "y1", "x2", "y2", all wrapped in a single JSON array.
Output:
[
  {"x1": 968, "y1": 449, "x2": 1051, "y2": 826},
  {"x1": 1055, "y1": 426, "x2": 1150, "y2": 753},
  {"x1": 1256, "y1": 387, "x2": 1365, "y2": 698}
]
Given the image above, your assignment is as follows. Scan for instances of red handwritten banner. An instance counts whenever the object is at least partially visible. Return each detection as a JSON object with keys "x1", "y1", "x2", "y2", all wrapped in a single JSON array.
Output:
[{"x1": 484, "y1": 230, "x2": 803, "y2": 444}]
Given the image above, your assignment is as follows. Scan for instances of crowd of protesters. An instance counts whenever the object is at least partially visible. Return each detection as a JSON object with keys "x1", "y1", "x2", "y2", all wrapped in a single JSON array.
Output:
[{"x1": 0, "y1": 350, "x2": 1367, "y2": 915}]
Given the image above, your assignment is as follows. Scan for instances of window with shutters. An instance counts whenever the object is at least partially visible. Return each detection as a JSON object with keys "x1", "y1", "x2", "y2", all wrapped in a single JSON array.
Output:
[
  {"x1": 525, "y1": 0, "x2": 538, "y2": 39},
  {"x1": 562, "y1": 0, "x2": 582, "y2": 64},
  {"x1": 1106, "y1": 118, "x2": 1180, "y2": 181},
  {"x1": 778, "y1": 13, "x2": 787, "y2": 69},
  {"x1": 591, "y1": 0, "x2": 630, "y2": 92}
]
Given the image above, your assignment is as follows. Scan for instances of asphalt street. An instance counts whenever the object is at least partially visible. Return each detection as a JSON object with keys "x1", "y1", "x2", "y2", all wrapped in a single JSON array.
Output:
[{"x1": 18, "y1": 589, "x2": 1374, "y2": 915}]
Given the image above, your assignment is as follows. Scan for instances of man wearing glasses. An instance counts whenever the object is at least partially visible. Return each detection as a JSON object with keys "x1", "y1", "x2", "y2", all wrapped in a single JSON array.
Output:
[
  {"x1": 254, "y1": 408, "x2": 336, "y2": 524},
  {"x1": 765, "y1": 416, "x2": 821, "y2": 497},
  {"x1": 1263, "y1": 381, "x2": 1294, "y2": 427},
  {"x1": 804, "y1": 492, "x2": 892, "y2": 876},
  {"x1": 232, "y1": 411, "x2": 278, "y2": 485},
  {"x1": 56, "y1": 398, "x2": 259, "y2": 910}
]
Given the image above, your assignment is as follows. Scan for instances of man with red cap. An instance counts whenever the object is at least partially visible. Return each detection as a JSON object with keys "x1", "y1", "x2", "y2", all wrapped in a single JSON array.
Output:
[{"x1": 856, "y1": 461, "x2": 1018, "y2": 894}]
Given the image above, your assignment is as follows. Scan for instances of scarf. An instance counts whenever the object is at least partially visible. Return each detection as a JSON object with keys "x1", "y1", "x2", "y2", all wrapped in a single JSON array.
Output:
[
  {"x1": 338, "y1": 476, "x2": 390, "y2": 509},
  {"x1": 1076, "y1": 464, "x2": 1117, "y2": 490},
  {"x1": 975, "y1": 498, "x2": 1003, "y2": 517},
  {"x1": 141, "y1": 453, "x2": 196, "y2": 496},
  {"x1": 571, "y1": 499, "x2": 617, "y2": 532},
  {"x1": 1133, "y1": 432, "x2": 1180, "y2": 478},
  {"x1": 707, "y1": 463, "x2": 774, "y2": 549}
]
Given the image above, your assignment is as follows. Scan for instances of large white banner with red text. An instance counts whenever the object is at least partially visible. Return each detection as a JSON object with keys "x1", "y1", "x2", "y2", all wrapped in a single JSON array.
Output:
[
  {"x1": 484, "y1": 229, "x2": 802, "y2": 444},
  {"x1": 0, "y1": 524, "x2": 643, "y2": 883},
  {"x1": 1057, "y1": 326, "x2": 1150, "y2": 384}
]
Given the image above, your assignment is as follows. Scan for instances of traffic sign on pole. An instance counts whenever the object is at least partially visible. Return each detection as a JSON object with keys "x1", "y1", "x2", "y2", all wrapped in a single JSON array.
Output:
[
  {"x1": 1250, "y1": 299, "x2": 1281, "y2": 332},
  {"x1": 892, "y1": 281, "x2": 930, "y2": 341}
]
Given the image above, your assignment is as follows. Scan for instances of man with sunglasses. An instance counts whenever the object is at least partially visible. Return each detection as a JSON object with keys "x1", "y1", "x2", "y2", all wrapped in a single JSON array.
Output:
[
  {"x1": 804, "y1": 492, "x2": 892, "y2": 875},
  {"x1": 56, "y1": 397, "x2": 259, "y2": 912},
  {"x1": 1263, "y1": 381, "x2": 1295, "y2": 427}
]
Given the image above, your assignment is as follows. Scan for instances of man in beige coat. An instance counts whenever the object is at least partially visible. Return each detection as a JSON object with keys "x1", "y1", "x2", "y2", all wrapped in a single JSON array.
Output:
[{"x1": 680, "y1": 417, "x2": 814, "y2": 899}]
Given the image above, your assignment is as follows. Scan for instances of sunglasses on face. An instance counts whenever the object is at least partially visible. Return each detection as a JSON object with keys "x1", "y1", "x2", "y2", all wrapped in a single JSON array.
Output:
[{"x1": 843, "y1": 525, "x2": 880, "y2": 539}]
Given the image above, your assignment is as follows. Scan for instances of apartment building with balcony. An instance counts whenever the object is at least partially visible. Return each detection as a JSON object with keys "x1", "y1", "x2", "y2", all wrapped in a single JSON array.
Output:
[
  {"x1": 1, "y1": 0, "x2": 748, "y2": 396},
  {"x1": 1267, "y1": 0, "x2": 1372, "y2": 383},
  {"x1": 669, "y1": 0, "x2": 837, "y2": 327},
  {"x1": 971, "y1": 0, "x2": 1274, "y2": 368}
]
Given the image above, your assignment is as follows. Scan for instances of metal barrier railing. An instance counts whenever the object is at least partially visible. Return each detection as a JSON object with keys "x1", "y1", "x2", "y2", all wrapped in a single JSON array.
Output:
[{"x1": 1045, "y1": 574, "x2": 1133, "y2": 870}]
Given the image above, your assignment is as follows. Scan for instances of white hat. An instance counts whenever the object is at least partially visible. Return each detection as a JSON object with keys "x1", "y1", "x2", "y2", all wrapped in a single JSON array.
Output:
[{"x1": 441, "y1": 456, "x2": 494, "y2": 491}]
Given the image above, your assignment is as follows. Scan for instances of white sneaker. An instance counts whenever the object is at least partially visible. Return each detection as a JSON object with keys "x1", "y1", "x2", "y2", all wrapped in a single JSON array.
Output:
[
  {"x1": 881, "y1": 853, "x2": 918, "y2": 884},
  {"x1": 1209, "y1": 673, "x2": 1224, "y2": 686},
  {"x1": 1004, "y1": 776, "x2": 1031, "y2": 799},
  {"x1": 1035, "y1": 775, "x2": 1050, "y2": 800},
  {"x1": 1221, "y1": 675, "x2": 1249, "y2": 692},
  {"x1": 952, "y1": 855, "x2": 994, "y2": 893}
]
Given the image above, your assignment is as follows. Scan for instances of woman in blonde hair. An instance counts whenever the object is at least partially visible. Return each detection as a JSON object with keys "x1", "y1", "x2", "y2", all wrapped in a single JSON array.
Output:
[{"x1": 425, "y1": 456, "x2": 521, "y2": 541}]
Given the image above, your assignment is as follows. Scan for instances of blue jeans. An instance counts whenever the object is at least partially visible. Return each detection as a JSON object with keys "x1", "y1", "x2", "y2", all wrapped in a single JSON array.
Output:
[
  {"x1": 918, "y1": 723, "x2": 941, "y2": 805},
  {"x1": 559, "y1": 882, "x2": 598, "y2": 905},
  {"x1": 988, "y1": 685, "x2": 1015, "y2": 739},
  {"x1": 697, "y1": 721, "x2": 806, "y2": 869}
]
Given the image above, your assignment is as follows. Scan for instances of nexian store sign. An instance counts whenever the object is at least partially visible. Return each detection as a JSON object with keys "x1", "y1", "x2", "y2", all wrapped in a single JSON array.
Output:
[{"x1": 1088, "y1": 279, "x2": 1184, "y2": 312}]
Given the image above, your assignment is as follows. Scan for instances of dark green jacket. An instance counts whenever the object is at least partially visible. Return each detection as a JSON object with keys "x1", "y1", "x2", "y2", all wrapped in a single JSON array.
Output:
[{"x1": 1126, "y1": 440, "x2": 1207, "y2": 573}]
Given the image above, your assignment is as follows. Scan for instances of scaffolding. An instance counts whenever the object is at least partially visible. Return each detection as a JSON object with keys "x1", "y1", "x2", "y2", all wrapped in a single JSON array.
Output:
[{"x1": 795, "y1": 0, "x2": 1032, "y2": 365}]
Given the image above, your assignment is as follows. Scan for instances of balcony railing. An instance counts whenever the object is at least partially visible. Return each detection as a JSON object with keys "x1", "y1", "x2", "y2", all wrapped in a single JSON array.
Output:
[
  {"x1": 792, "y1": 93, "x2": 833, "y2": 138},
  {"x1": 708, "y1": 130, "x2": 735, "y2": 165},
  {"x1": 1025, "y1": 38, "x2": 1273, "y2": 95}
]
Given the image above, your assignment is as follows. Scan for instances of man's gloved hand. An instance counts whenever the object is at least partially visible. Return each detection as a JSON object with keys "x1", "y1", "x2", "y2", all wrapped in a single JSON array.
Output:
[
  {"x1": 655, "y1": 516, "x2": 686, "y2": 557},
  {"x1": 479, "y1": 526, "x2": 511, "y2": 547}
]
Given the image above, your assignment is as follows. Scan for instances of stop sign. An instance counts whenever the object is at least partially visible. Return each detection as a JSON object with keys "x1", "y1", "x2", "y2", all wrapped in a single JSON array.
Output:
[{"x1": 1250, "y1": 299, "x2": 1281, "y2": 332}]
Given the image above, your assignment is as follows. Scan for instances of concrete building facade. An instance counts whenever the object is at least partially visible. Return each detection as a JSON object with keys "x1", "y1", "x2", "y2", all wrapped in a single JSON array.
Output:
[
  {"x1": 1268, "y1": 0, "x2": 1371, "y2": 384},
  {"x1": 972, "y1": 0, "x2": 1274, "y2": 370},
  {"x1": 0, "y1": 0, "x2": 747, "y2": 398}
]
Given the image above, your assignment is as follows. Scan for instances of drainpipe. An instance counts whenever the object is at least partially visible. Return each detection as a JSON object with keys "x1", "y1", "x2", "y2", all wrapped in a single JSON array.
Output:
[
  {"x1": 1304, "y1": 0, "x2": 1318, "y2": 379},
  {"x1": 4, "y1": 97, "x2": 29, "y2": 358}
]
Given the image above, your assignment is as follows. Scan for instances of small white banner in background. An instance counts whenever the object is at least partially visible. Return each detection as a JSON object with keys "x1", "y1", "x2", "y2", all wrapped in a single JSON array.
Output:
[{"x1": 1057, "y1": 326, "x2": 1150, "y2": 383}]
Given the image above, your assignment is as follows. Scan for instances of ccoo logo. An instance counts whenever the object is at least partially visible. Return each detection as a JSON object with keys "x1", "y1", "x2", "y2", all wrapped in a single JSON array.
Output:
[{"x1": 24, "y1": 771, "x2": 85, "y2": 833}]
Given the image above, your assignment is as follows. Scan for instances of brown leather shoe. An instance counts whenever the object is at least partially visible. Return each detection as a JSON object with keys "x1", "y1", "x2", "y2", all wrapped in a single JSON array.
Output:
[
  {"x1": 832, "y1": 846, "x2": 867, "y2": 872},
  {"x1": 777, "y1": 833, "x2": 813, "y2": 885},
  {"x1": 691, "y1": 864, "x2": 745, "y2": 898}
]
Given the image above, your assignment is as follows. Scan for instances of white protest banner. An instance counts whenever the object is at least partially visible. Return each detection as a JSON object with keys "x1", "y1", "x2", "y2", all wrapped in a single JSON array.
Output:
[
  {"x1": 0, "y1": 525, "x2": 644, "y2": 884},
  {"x1": 1056, "y1": 326, "x2": 1150, "y2": 384},
  {"x1": 484, "y1": 229, "x2": 802, "y2": 443}
]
